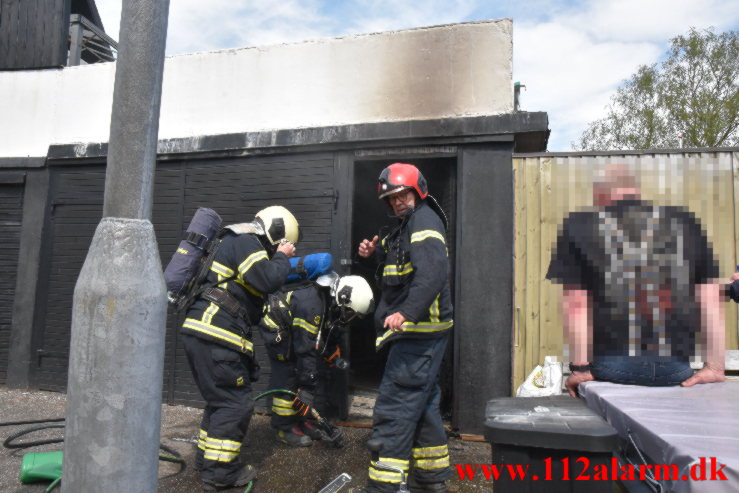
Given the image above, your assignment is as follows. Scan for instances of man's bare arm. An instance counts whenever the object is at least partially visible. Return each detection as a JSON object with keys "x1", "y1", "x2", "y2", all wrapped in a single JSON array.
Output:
[
  {"x1": 562, "y1": 287, "x2": 594, "y2": 396},
  {"x1": 682, "y1": 282, "x2": 726, "y2": 386}
]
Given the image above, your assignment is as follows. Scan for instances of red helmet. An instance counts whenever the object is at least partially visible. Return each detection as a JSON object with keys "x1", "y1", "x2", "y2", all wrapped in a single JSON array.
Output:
[{"x1": 377, "y1": 163, "x2": 428, "y2": 200}]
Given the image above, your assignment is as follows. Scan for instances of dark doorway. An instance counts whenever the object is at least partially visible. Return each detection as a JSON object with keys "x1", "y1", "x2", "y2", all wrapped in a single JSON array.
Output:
[{"x1": 349, "y1": 157, "x2": 457, "y2": 412}]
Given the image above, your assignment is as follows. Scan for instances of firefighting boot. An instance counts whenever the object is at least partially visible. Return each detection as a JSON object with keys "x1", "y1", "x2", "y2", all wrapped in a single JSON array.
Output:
[
  {"x1": 202, "y1": 464, "x2": 257, "y2": 491},
  {"x1": 277, "y1": 426, "x2": 312, "y2": 447},
  {"x1": 408, "y1": 476, "x2": 449, "y2": 493}
]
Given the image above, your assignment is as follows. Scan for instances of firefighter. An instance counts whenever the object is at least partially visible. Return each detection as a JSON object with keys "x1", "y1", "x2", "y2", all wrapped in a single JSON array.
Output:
[
  {"x1": 259, "y1": 255, "x2": 374, "y2": 447},
  {"x1": 353, "y1": 163, "x2": 453, "y2": 493},
  {"x1": 181, "y1": 205, "x2": 299, "y2": 491}
]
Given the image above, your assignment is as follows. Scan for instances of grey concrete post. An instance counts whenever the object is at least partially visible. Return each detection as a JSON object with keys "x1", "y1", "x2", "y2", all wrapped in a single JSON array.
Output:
[{"x1": 62, "y1": 1, "x2": 170, "y2": 492}]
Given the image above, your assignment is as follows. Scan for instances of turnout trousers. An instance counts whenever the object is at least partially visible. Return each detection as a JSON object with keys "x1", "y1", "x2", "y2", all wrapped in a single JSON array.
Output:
[
  {"x1": 265, "y1": 344, "x2": 301, "y2": 430},
  {"x1": 367, "y1": 333, "x2": 451, "y2": 492},
  {"x1": 183, "y1": 334, "x2": 254, "y2": 485}
]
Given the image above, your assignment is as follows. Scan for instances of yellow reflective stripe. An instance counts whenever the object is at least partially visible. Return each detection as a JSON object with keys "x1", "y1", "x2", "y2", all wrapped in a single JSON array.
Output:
[
  {"x1": 262, "y1": 314, "x2": 279, "y2": 329},
  {"x1": 235, "y1": 278, "x2": 263, "y2": 298},
  {"x1": 238, "y1": 251, "x2": 268, "y2": 277},
  {"x1": 272, "y1": 397, "x2": 293, "y2": 408},
  {"x1": 293, "y1": 317, "x2": 318, "y2": 335},
  {"x1": 414, "y1": 456, "x2": 450, "y2": 469},
  {"x1": 429, "y1": 295, "x2": 440, "y2": 323},
  {"x1": 183, "y1": 318, "x2": 254, "y2": 354},
  {"x1": 375, "y1": 320, "x2": 453, "y2": 347},
  {"x1": 272, "y1": 406, "x2": 298, "y2": 416},
  {"x1": 286, "y1": 291, "x2": 293, "y2": 303},
  {"x1": 383, "y1": 262, "x2": 414, "y2": 276},
  {"x1": 203, "y1": 450, "x2": 239, "y2": 462},
  {"x1": 369, "y1": 465, "x2": 402, "y2": 483},
  {"x1": 211, "y1": 261, "x2": 234, "y2": 278},
  {"x1": 198, "y1": 429, "x2": 208, "y2": 450},
  {"x1": 410, "y1": 230, "x2": 445, "y2": 244},
  {"x1": 400, "y1": 320, "x2": 453, "y2": 332},
  {"x1": 412, "y1": 444, "x2": 448, "y2": 458},
  {"x1": 202, "y1": 302, "x2": 219, "y2": 325},
  {"x1": 204, "y1": 437, "x2": 241, "y2": 452},
  {"x1": 378, "y1": 457, "x2": 409, "y2": 470}
]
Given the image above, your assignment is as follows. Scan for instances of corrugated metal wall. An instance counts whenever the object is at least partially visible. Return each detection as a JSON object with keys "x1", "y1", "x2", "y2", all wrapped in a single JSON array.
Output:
[{"x1": 512, "y1": 150, "x2": 739, "y2": 392}]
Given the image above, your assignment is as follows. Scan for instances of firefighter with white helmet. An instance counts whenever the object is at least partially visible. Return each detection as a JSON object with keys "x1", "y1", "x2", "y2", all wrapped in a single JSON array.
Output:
[
  {"x1": 181, "y1": 205, "x2": 298, "y2": 490},
  {"x1": 258, "y1": 256, "x2": 374, "y2": 447},
  {"x1": 354, "y1": 163, "x2": 453, "y2": 493}
]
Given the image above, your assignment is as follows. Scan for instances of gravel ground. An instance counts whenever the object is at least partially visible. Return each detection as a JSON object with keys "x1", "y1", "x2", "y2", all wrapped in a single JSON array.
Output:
[{"x1": 0, "y1": 387, "x2": 493, "y2": 492}]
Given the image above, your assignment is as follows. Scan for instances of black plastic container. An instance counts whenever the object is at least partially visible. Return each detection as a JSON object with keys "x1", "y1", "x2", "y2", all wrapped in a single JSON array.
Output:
[{"x1": 483, "y1": 395, "x2": 619, "y2": 493}]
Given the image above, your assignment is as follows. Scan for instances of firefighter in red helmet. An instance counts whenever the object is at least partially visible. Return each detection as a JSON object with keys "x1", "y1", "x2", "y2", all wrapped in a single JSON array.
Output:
[{"x1": 354, "y1": 163, "x2": 453, "y2": 492}]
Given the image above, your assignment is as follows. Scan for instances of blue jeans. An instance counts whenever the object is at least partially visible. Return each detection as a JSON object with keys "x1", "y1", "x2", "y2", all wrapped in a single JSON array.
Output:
[{"x1": 590, "y1": 356, "x2": 694, "y2": 386}]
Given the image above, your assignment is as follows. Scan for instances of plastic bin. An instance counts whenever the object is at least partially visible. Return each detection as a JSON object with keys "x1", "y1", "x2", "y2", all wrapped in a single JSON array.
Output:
[{"x1": 483, "y1": 395, "x2": 619, "y2": 493}]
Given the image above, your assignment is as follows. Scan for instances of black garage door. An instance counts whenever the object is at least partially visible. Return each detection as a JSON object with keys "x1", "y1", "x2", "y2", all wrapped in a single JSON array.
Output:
[
  {"x1": 0, "y1": 181, "x2": 24, "y2": 383},
  {"x1": 33, "y1": 154, "x2": 335, "y2": 406}
]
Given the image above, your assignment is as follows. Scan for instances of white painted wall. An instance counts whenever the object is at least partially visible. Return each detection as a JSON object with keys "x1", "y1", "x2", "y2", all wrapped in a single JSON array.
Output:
[{"x1": 0, "y1": 19, "x2": 513, "y2": 158}]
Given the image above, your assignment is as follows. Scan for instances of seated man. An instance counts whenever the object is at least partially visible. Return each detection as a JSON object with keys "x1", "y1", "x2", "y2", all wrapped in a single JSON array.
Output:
[{"x1": 546, "y1": 164, "x2": 726, "y2": 396}]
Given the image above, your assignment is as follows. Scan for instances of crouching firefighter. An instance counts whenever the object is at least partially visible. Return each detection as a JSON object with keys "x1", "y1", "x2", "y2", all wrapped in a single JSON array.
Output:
[
  {"x1": 178, "y1": 206, "x2": 299, "y2": 491},
  {"x1": 258, "y1": 253, "x2": 374, "y2": 447},
  {"x1": 353, "y1": 163, "x2": 453, "y2": 493}
]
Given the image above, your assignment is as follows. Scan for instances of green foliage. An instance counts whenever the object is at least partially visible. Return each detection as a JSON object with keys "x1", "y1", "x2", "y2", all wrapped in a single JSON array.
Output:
[{"x1": 575, "y1": 28, "x2": 739, "y2": 151}]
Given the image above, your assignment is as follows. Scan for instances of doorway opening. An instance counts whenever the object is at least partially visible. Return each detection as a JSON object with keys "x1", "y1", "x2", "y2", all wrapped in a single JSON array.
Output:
[{"x1": 349, "y1": 157, "x2": 457, "y2": 414}]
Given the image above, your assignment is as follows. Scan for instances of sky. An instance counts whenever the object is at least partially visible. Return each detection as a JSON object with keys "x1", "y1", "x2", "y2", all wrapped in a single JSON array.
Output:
[{"x1": 94, "y1": 0, "x2": 739, "y2": 152}]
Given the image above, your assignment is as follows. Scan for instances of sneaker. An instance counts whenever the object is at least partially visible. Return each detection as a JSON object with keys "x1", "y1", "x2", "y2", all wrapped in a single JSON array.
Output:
[
  {"x1": 277, "y1": 426, "x2": 312, "y2": 447},
  {"x1": 300, "y1": 421, "x2": 323, "y2": 441},
  {"x1": 202, "y1": 464, "x2": 256, "y2": 491}
]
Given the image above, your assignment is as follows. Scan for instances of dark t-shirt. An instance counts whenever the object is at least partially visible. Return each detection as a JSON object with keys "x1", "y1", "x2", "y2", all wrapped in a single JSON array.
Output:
[{"x1": 546, "y1": 200, "x2": 719, "y2": 359}]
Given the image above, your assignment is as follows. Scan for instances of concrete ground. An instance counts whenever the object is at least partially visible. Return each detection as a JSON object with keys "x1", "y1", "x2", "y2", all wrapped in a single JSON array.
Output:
[{"x1": 0, "y1": 387, "x2": 493, "y2": 492}]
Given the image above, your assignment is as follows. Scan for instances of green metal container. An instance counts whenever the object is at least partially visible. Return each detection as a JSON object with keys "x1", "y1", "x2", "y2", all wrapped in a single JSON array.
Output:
[{"x1": 19, "y1": 451, "x2": 63, "y2": 484}]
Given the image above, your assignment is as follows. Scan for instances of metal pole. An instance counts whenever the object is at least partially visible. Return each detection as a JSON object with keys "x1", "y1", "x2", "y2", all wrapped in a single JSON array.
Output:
[
  {"x1": 68, "y1": 15, "x2": 83, "y2": 66},
  {"x1": 62, "y1": 0, "x2": 170, "y2": 491}
]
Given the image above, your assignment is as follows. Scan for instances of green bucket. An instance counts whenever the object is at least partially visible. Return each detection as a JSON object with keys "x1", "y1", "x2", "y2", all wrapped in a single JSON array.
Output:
[{"x1": 19, "y1": 451, "x2": 63, "y2": 484}]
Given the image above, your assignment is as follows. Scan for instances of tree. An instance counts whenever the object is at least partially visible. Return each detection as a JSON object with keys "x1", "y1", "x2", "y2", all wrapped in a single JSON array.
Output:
[{"x1": 575, "y1": 28, "x2": 739, "y2": 151}]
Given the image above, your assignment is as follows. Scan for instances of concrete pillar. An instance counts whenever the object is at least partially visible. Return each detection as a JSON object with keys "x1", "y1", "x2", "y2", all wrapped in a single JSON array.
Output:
[{"x1": 62, "y1": 0, "x2": 170, "y2": 491}]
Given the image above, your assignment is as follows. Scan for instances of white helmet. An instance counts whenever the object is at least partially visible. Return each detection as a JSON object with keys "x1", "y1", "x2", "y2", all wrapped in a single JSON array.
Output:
[
  {"x1": 333, "y1": 275, "x2": 374, "y2": 316},
  {"x1": 255, "y1": 206, "x2": 300, "y2": 245}
]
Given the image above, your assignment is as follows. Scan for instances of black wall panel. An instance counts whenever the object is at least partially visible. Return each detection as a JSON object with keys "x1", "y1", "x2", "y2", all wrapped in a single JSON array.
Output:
[
  {"x1": 0, "y1": 183, "x2": 23, "y2": 383},
  {"x1": 34, "y1": 167, "x2": 104, "y2": 390},
  {"x1": 0, "y1": 0, "x2": 69, "y2": 70},
  {"x1": 151, "y1": 165, "x2": 185, "y2": 405}
]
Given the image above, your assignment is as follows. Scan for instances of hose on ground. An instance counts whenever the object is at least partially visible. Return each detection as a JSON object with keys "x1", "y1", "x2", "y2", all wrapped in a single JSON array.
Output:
[{"x1": 0, "y1": 418, "x2": 186, "y2": 474}]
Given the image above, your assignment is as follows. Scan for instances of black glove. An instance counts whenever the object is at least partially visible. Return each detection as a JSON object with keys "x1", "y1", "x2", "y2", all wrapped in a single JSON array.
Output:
[
  {"x1": 728, "y1": 280, "x2": 739, "y2": 303},
  {"x1": 293, "y1": 388, "x2": 314, "y2": 416}
]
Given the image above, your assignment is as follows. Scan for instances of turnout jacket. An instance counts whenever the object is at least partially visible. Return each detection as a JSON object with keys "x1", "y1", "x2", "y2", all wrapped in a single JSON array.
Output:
[
  {"x1": 373, "y1": 200, "x2": 453, "y2": 350},
  {"x1": 258, "y1": 281, "x2": 324, "y2": 387},
  {"x1": 182, "y1": 232, "x2": 290, "y2": 356}
]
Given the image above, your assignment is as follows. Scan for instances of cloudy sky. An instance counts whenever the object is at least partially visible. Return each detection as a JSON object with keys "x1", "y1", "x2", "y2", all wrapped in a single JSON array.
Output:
[{"x1": 94, "y1": 0, "x2": 739, "y2": 151}]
